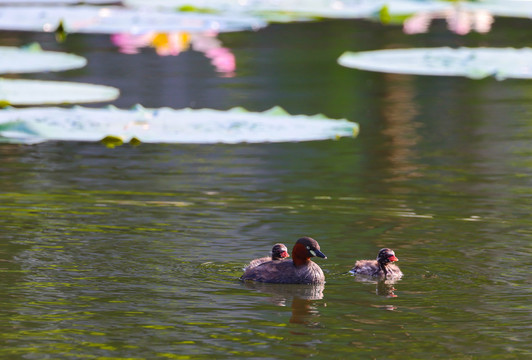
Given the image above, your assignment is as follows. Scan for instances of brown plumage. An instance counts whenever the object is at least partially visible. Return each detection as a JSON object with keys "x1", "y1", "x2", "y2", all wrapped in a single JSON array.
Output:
[
  {"x1": 241, "y1": 237, "x2": 327, "y2": 284},
  {"x1": 245, "y1": 243, "x2": 289, "y2": 270},
  {"x1": 352, "y1": 248, "x2": 403, "y2": 280}
]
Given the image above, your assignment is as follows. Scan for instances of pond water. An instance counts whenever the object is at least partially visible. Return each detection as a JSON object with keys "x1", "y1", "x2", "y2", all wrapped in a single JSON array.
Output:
[{"x1": 1, "y1": 16, "x2": 532, "y2": 359}]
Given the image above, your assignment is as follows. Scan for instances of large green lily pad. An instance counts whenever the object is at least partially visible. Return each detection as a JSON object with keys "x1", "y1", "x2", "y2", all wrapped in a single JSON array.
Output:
[
  {"x1": 1, "y1": 0, "x2": 114, "y2": 3},
  {"x1": 122, "y1": 0, "x2": 532, "y2": 24},
  {"x1": 0, "y1": 79, "x2": 119, "y2": 105},
  {"x1": 0, "y1": 45, "x2": 86, "y2": 74},
  {"x1": 124, "y1": 0, "x2": 381, "y2": 20},
  {"x1": 0, "y1": 6, "x2": 266, "y2": 34},
  {"x1": 463, "y1": 0, "x2": 532, "y2": 19},
  {"x1": 338, "y1": 47, "x2": 532, "y2": 80},
  {"x1": 0, "y1": 106, "x2": 359, "y2": 144}
]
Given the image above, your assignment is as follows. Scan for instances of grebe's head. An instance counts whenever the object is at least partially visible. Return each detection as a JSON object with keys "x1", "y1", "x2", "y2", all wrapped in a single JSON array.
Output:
[
  {"x1": 292, "y1": 237, "x2": 327, "y2": 261},
  {"x1": 271, "y1": 243, "x2": 289, "y2": 260},
  {"x1": 377, "y1": 248, "x2": 398, "y2": 264}
]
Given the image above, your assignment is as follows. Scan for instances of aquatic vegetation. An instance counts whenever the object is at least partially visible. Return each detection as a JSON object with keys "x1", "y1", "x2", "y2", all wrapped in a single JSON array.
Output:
[
  {"x1": 0, "y1": 79, "x2": 119, "y2": 106},
  {"x1": 463, "y1": 0, "x2": 532, "y2": 19},
  {"x1": 0, "y1": 106, "x2": 359, "y2": 145},
  {"x1": 0, "y1": 1, "x2": 527, "y2": 35},
  {"x1": 0, "y1": 5, "x2": 266, "y2": 34},
  {"x1": 0, "y1": 43, "x2": 117, "y2": 106},
  {"x1": 123, "y1": 0, "x2": 381, "y2": 21},
  {"x1": 377, "y1": 0, "x2": 532, "y2": 22},
  {"x1": 111, "y1": 31, "x2": 236, "y2": 75},
  {"x1": 0, "y1": 44, "x2": 87, "y2": 74},
  {"x1": 119, "y1": 0, "x2": 532, "y2": 30},
  {"x1": 398, "y1": 0, "x2": 532, "y2": 34},
  {"x1": 0, "y1": 0, "x2": 114, "y2": 3},
  {"x1": 338, "y1": 47, "x2": 532, "y2": 80},
  {"x1": 403, "y1": 6, "x2": 493, "y2": 35}
]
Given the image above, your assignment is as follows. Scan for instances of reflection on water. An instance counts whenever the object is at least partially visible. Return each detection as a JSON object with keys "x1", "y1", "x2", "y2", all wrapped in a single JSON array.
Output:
[
  {"x1": 380, "y1": 74, "x2": 422, "y2": 186},
  {"x1": 111, "y1": 31, "x2": 236, "y2": 76},
  {"x1": 352, "y1": 274, "x2": 400, "y2": 298},
  {"x1": 289, "y1": 297, "x2": 321, "y2": 327},
  {"x1": 376, "y1": 280, "x2": 397, "y2": 298},
  {"x1": 243, "y1": 281, "x2": 324, "y2": 301},
  {"x1": 243, "y1": 282, "x2": 324, "y2": 327}
]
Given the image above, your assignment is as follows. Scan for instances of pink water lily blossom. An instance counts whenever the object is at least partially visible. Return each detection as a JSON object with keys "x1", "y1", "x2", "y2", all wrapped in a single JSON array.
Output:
[
  {"x1": 111, "y1": 31, "x2": 236, "y2": 76},
  {"x1": 404, "y1": 7, "x2": 493, "y2": 35}
]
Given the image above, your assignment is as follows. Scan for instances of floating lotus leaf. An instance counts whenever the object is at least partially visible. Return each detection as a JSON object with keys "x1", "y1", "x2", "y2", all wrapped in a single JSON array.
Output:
[
  {"x1": 0, "y1": 0, "x2": 114, "y2": 4},
  {"x1": 383, "y1": 0, "x2": 451, "y2": 16},
  {"x1": 0, "y1": 79, "x2": 119, "y2": 105},
  {"x1": 0, "y1": 106, "x2": 359, "y2": 144},
  {"x1": 463, "y1": 0, "x2": 532, "y2": 19},
  {"x1": 123, "y1": 0, "x2": 381, "y2": 20},
  {"x1": 338, "y1": 47, "x2": 532, "y2": 80},
  {"x1": 386, "y1": 0, "x2": 532, "y2": 19},
  {"x1": 0, "y1": 44, "x2": 86, "y2": 74},
  {"x1": 0, "y1": 6, "x2": 266, "y2": 34},
  {"x1": 121, "y1": 0, "x2": 532, "y2": 22},
  {"x1": 0, "y1": 0, "x2": 115, "y2": 6}
]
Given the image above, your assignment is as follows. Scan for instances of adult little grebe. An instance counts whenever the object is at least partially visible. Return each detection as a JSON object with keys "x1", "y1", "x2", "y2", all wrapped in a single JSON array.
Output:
[
  {"x1": 351, "y1": 248, "x2": 403, "y2": 280},
  {"x1": 245, "y1": 243, "x2": 290, "y2": 270},
  {"x1": 241, "y1": 237, "x2": 327, "y2": 284}
]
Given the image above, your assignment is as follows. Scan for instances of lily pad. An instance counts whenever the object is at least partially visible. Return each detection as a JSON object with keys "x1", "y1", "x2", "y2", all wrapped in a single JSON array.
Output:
[
  {"x1": 0, "y1": 45, "x2": 86, "y2": 74},
  {"x1": 0, "y1": 0, "x2": 115, "y2": 3},
  {"x1": 123, "y1": 0, "x2": 382, "y2": 21},
  {"x1": 464, "y1": 0, "x2": 532, "y2": 19},
  {"x1": 122, "y1": 0, "x2": 459, "y2": 22},
  {"x1": 0, "y1": 79, "x2": 119, "y2": 105},
  {"x1": 122, "y1": 0, "x2": 532, "y2": 23},
  {"x1": 139, "y1": 0, "x2": 378, "y2": 21},
  {"x1": 0, "y1": 6, "x2": 266, "y2": 34},
  {"x1": 383, "y1": 0, "x2": 452, "y2": 16},
  {"x1": 0, "y1": 106, "x2": 359, "y2": 144},
  {"x1": 338, "y1": 47, "x2": 532, "y2": 80}
]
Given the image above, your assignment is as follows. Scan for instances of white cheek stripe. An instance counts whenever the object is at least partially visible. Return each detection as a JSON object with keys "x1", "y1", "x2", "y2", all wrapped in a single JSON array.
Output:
[{"x1": 309, "y1": 250, "x2": 317, "y2": 256}]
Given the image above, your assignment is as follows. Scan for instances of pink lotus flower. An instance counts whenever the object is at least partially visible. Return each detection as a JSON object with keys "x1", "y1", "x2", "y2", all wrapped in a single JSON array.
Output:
[
  {"x1": 111, "y1": 31, "x2": 236, "y2": 76},
  {"x1": 404, "y1": 6, "x2": 493, "y2": 35}
]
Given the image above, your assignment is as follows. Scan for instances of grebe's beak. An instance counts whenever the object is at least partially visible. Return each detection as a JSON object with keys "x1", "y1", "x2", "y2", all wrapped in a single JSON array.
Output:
[
  {"x1": 280, "y1": 251, "x2": 289, "y2": 258},
  {"x1": 388, "y1": 255, "x2": 398, "y2": 262},
  {"x1": 310, "y1": 248, "x2": 327, "y2": 259}
]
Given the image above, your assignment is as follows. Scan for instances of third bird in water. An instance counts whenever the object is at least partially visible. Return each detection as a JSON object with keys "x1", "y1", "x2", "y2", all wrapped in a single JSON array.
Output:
[{"x1": 351, "y1": 248, "x2": 403, "y2": 280}]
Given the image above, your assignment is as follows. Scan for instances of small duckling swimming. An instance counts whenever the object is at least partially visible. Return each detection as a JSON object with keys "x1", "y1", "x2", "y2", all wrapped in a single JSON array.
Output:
[
  {"x1": 351, "y1": 248, "x2": 403, "y2": 280},
  {"x1": 245, "y1": 243, "x2": 289, "y2": 270}
]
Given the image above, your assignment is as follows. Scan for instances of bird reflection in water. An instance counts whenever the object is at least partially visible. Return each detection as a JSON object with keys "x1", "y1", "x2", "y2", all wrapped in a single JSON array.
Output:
[
  {"x1": 352, "y1": 274, "x2": 400, "y2": 299},
  {"x1": 289, "y1": 296, "x2": 322, "y2": 327},
  {"x1": 243, "y1": 282, "x2": 324, "y2": 327},
  {"x1": 376, "y1": 279, "x2": 398, "y2": 298}
]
